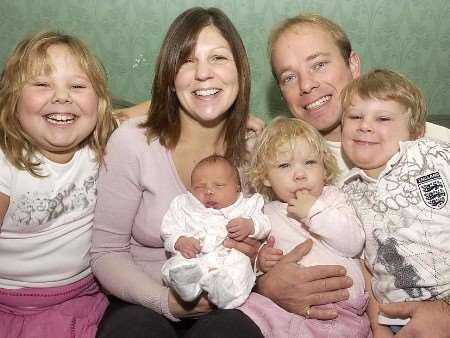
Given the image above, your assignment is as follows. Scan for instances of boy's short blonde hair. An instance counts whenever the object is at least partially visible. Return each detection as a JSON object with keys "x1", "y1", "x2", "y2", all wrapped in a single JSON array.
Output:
[
  {"x1": 248, "y1": 117, "x2": 339, "y2": 201},
  {"x1": 340, "y1": 69, "x2": 427, "y2": 138},
  {"x1": 0, "y1": 31, "x2": 117, "y2": 176}
]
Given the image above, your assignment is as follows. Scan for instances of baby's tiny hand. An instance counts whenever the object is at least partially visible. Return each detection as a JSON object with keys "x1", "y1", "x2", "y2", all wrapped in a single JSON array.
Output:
[
  {"x1": 175, "y1": 236, "x2": 201, "y2": 258},
  {"x1": 287, "y1": 190, "x2": 317, "y2": 220},
  {"x1": 226, "y1": 217, "x2": 254, "y2": 241}
]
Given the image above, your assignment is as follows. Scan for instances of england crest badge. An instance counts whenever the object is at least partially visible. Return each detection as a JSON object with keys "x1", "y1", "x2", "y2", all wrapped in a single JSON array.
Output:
[{"x1": 417, "y1": 171, "x2": 448, "y2": 209}]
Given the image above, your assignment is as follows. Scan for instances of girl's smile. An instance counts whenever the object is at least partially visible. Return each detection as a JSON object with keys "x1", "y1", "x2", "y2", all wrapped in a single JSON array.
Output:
[{"x1": 16, "y1": 44, "x2": 98, "y2": 164}]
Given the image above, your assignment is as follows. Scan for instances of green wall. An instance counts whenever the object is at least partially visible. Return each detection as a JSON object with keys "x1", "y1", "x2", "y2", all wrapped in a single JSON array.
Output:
[{"x1": 1, "y1": 0, "x2": 449, "y2": 121}]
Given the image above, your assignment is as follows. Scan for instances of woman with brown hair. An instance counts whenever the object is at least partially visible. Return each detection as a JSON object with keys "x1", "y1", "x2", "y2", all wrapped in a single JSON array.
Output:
[{"x1": 91, "y1": 7, "x2": 263, "y2": 338}]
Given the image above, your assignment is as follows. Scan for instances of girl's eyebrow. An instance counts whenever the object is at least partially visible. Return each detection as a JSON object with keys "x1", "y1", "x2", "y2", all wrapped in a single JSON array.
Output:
[{"x1": 67, "y1": 72, "x2": 91, "y2": 79}]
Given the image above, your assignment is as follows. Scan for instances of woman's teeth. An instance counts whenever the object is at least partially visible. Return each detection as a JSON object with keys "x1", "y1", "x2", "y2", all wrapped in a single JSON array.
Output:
[{"x1": 194, "y1": 88, "x2": 220, "y2": 96}]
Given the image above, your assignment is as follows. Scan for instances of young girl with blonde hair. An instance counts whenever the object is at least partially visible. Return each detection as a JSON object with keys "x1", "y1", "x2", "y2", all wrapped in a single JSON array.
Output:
[
  {"x1": 0, "y1": 31, "x2": 116, "y2": 337},
  {"x1": 239, "y1": 117, "x2": 371, "y2": 338}
]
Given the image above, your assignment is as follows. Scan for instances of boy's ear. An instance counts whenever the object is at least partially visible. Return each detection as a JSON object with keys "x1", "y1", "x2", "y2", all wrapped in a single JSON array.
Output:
[{"x1": 413, "y1": 126, "x2": 425, "y2": 139}]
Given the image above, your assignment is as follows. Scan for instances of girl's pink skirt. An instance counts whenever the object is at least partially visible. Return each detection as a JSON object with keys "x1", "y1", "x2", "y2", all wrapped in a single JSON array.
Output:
[
  {"x1": 0, "y1": 274, "x2": 108, "y2": 338},
  {"x1": 239, "y1": 292, "x2": 372, "y2": 338}
]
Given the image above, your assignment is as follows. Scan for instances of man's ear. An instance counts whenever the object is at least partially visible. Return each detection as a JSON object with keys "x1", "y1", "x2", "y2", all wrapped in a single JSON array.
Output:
[{"x1": 348, "y1": 51, "x2": 361, "y2": 79}]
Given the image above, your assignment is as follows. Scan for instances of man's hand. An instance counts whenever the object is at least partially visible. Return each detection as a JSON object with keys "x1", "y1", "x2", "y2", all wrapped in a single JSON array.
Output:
[
  {"x1": 380, "y1": 301, "x2": 450, "y2": 338},
  {"x1": 245, "y1": 115, "x2": 265, "y2": 152},
  {"x1": 174, "y1": 236, "x2": 201, "y2": 258},
  {"x1": 256, "y1": 239, "x2": 352, "y2": 319},
  {"x1": 226, "y1": 217, "x2": 254, "y2": 241},
  {"x1": 113, "y1": 100, "x2": 150, "y2": 123}
]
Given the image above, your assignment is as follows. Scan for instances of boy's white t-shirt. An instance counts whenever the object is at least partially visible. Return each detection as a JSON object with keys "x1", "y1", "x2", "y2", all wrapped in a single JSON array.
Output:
[
  {"x1": 0, "y1": 146, "x2": 98, "y2": 289},
  {"x1": 342, "y1": 138, "x2": 450, "y2": 325}
]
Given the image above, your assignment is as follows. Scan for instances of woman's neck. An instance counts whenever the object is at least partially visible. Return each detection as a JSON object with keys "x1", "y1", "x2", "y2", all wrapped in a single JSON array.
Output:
[
  {"x1": 172, "y1": 113, "x2": 227, "y2": 189},
  {"x1": 178, "y1": 112, "x2": 226, "y2": 153}
]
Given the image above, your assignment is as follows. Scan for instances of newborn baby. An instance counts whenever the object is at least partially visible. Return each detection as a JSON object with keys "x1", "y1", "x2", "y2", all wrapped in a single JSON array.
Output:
[{"x1": 161, "y1": 155, "x2": 270, "y2": 309}]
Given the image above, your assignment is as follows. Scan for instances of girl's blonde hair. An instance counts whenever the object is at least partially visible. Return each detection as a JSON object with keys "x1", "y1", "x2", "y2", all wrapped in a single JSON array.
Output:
[
  {"x1": 248, "y1": 117, "x2": 339, "y2": 201},
  {"x1": 0, "y1": 31, "x2": 117, "y2": 176}
]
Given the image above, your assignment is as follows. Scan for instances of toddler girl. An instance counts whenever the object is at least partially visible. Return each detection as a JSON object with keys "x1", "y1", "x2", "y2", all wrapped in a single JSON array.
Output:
[
  {"x1": 239, "y1": 117, "x2": 371, "y2": 338},
  {"x1": 0, "y1": 31, "x2": 116, "y2": 337},
  {"x1": 161, "y1": 155, "x2": 270, "y2": 309}
]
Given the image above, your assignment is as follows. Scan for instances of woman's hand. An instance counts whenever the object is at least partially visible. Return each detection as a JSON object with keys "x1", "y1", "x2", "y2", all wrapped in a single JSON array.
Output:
[
  {"x1": 223, "y1": 236, "x2": 261, "y2": 265},
  {"x1": 168, "y1": 290, "x2": 213, "y2": 319},
  {"x1": 380, "y1": 301, "x2": 450, "y2": 338},
  {"x1": 255, "y1": 239, "x2": 352, "y2": 319}
]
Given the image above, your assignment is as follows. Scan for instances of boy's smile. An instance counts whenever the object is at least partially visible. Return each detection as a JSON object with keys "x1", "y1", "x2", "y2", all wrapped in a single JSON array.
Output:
[{"x1": 342, "y1": 95, "x2": 413, "y2": 178}]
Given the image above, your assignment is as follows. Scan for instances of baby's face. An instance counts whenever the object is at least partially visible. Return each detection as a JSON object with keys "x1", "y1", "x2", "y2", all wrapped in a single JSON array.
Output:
[
  {"x1": 342, "y1": 95, "x2": 412, "y2": 178},
  {"x1": 191, "y1": 161, "x2": 240, "y2": 209}
]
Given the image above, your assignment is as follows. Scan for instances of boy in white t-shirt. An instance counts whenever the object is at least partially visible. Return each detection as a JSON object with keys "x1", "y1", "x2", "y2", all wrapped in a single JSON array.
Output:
[{"x1": 340, "y1": 69, "x2": 450, "y2": 336}]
